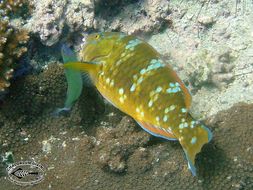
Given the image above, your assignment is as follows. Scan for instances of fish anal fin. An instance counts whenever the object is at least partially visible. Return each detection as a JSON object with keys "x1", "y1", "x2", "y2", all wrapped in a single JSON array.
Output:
[{"x1": 135, "y1": 120, "x2": 177, "y2": 141}]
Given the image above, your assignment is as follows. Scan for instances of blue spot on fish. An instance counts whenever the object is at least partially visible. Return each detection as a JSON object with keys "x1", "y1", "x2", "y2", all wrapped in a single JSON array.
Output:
[
  {"x1": 140, "y1": 68, "x2": 146, "y2": 75},
  {"x1": 148, "y1": 100, "x2": 153, "y2": 107},
  {"x1": 166, "y1": 83, "x2": 181, "y2": 94},
  {"x1": 179, "y1": 123, "x2": 184, "y2": 129},
  {"x1": 169, "y1": 82, "x2": 175, "y2": 87},
  {"x1": 166, "y1": 88, "x2": 172, "y2": 93},
  {"x1": 130, "y1": 83, "x2": 136, "y2": 92},
  {"x1": 179, "y1": 121, "x2": 188, "y2": 129},
  {"x1": 181, "y1": 108, "x2": 187, "y2": 113},
  {"x1": 191, "y1": 137, "x2": 197, "y2": 144},
  {"x1": 163, "y1": 115, "x2": 168, "y2": 122},
  {"x1": 137, "y1": 76, "x2": 144, "y2": 84},
  {"x1": 171, "y1": 88, "x2": 178, "y2": 93},
  {"x1": 140, "y1": 59, "x2": 165, "y2": 75},
  {"x1": 125, "y1": 39, "x2": 142, "y2": 50},
  {"x1": 155, "y1": 86, "x2": 163, "y2": 93}
]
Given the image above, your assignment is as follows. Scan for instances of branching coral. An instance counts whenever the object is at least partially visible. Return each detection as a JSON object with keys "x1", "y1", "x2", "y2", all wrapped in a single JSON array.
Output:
[
  {"x1": 0, "y1": 0, "x2": 30, "y2": 92},
  {"x1": 0, "y1": 0, "x2": 27, "y2": 13}
]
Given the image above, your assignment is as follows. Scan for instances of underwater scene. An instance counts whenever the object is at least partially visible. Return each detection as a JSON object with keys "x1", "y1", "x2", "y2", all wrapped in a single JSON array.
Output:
[{"x1": 0, "y1": 0, "x2": 252, "y2": 189}]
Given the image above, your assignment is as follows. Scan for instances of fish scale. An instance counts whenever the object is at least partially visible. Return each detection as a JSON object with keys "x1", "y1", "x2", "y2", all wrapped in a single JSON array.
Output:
[{"x1": 61, "y1": 32, "x2": 213, "y2": 176}]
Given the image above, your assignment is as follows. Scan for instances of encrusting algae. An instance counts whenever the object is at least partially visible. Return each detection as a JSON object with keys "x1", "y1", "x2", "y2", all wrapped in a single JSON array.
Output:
[{"x1": 59, "y1": 32, "x2": 213, "y2": 176}]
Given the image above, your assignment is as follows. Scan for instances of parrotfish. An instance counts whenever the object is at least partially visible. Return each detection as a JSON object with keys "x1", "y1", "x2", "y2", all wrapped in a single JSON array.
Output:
[{"x1": 59, "y1": 32, "x2": 212, "y2": 176}]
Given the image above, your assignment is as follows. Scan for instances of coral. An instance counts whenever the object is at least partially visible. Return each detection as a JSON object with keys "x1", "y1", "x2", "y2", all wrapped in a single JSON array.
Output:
[
  {"x1": 93, "y1": 116, "x2": 150, "y2": 173},
  {"x1": 26, "y1": 0, "x2": 67, "y2": 46},
  {"x1": 26, "y1": 0, "x2": 170, "y2": 46},
  {"x1": 26, "y1": 0, "x2": 95, "y2": 46},
  {"x1": 0, "y1": 0, "x2": 29, "y2": 92},
  {"x1": 98, "y1": 0, "x2": 170, "y2": 34},
  {"x1": 65, "y1": 0, "x2": 94, "y2": 32}
]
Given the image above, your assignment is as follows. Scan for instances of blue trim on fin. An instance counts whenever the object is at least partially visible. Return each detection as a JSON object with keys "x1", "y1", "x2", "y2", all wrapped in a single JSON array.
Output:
[
  {"x1": 51, "y1": 107, "x2": 71, "y2": 117},
  {"x1": 136, "y1": 121, "x2": 177, "y2": 141},
  {"x1": 183, "y1": 149, "x2": 197, "y2": 176},
  {"x1": 201, "y1": 125, "x2": 213, "y2": 142}
]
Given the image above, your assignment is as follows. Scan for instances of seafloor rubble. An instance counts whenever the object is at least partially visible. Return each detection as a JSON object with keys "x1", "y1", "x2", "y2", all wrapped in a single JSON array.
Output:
[{"x1": 0, "y1": 64, "x2": 252, "y2": 189}]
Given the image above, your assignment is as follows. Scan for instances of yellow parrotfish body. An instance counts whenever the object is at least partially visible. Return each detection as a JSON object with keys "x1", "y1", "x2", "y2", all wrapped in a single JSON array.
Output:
[{"x1": 63, "y1": 32, "x2": 212, "y2": 176}]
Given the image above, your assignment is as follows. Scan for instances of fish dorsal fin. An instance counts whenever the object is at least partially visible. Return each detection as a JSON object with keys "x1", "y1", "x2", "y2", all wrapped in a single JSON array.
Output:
[{"x1": 135, "y1": 120, "x2": 177, "y2": 141}]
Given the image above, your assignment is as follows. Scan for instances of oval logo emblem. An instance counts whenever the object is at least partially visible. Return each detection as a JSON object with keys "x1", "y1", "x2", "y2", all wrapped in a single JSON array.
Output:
[{"x1": 6, "y1": 161, "x2": 44, "y2": 186}]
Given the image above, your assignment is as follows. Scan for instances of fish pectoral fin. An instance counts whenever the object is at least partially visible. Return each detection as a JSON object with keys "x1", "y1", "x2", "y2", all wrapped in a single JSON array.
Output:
[
  {"x1": 135, "y1": 120, "x2": 177, "y2": 141},
  {"x1": 61, "y1": 45, "x2": 83, "y2": 109},
  {"x1": 63, "y1": 61, "x2": 98, "y2": 73}
]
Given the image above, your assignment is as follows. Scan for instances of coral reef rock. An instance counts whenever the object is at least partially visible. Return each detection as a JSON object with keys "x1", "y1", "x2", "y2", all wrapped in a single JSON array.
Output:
[
  {"x1": 0, "y1": 62, "x2": 252, "y2": 189},
  {"x1": 93, "y1": 116, "x2": 150, "y2": 173},
  {"x1": 26, "y1": 0, "x2": 170, "y2": 46},
  {"x1": 0, "y1": 0, "x2": 30, "y2": 92},
  {"x1": 96, "y1": 0, "x2": 170, "y2": 34},
  {"x1": 148, "y1": 0, "x2": 253, "y2": 118},
  {"x1": 26, "y1": 0, "x2": 68, "y2": 46}
]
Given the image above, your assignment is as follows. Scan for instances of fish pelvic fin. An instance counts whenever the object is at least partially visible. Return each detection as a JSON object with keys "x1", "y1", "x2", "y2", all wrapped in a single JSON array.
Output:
[{"x1": 177, "y1": 118, "x2": 213, "y2": 176}]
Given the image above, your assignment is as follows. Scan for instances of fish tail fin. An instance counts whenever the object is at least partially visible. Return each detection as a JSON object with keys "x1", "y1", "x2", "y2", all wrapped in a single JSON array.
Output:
[
  {"x1": 184, "y1": 149, "x2": 197, "y2": 176},
  {"x1": 178, "y1": 116, "x2": 213, "y2": 176},
  {"x1": 63, "y1": 62, "x2": 98, "y2": 74},
  {"x1": 201, "y1": 124, "x2": 213, "y2": 143}
]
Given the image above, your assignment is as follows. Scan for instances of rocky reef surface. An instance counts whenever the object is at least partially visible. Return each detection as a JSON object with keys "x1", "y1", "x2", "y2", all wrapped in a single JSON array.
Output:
[
  {"x1": 25, "y1": 0, "x2": 170, "y2": 46},
  {"x1": 148, "y1": 0, "x2": 253, "y2": 118},
  {"x1": 0, "y1": 0, "x2": 253, "y2": 189},
  {"x1": 0, "y1": 64, "x2": 252, "y2": 189}
]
